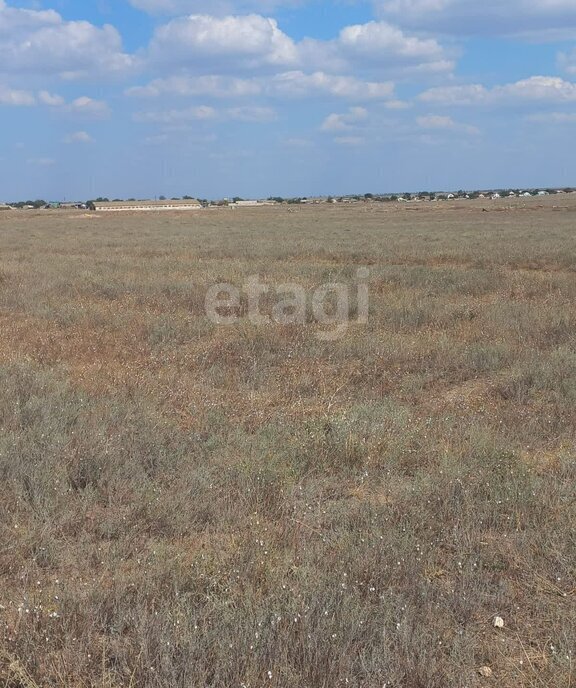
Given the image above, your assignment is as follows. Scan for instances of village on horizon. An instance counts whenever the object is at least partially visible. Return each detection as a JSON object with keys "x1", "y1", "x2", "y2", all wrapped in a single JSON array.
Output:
[{"x1": 1, "y1": 186, "x2": 575, "y2": 212}]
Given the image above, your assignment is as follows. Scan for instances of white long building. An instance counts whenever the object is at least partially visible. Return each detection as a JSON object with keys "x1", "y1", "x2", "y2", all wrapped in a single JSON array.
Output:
[{"x1": 92, "y1": 199, "x2": 202, "y2": 212}]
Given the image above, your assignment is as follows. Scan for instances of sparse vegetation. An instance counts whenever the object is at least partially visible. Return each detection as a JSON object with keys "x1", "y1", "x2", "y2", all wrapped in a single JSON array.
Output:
[{"x1": 0, "y1": 197, "x2": 574, "y2": 687}]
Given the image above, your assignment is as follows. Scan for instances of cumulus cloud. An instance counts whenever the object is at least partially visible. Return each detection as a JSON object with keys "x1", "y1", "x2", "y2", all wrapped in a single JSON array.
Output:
[
  {"x1": 292, "y1": 21, "x2": 454, "y2": 75},
  {"x1": 0, "y1": 86, "x2": 36, "y2": 106},
  {"x1": 0, "y1": 86, "x2": 107, "y2": 116},
  {"x1": 38, "y1": 90, "x2": 65, "y2": 106},
  {"x1": 419, "y1": 84, "x2": 488, "y2": 106},
  {"x1": 385, "y1": 99, "x2": 411, "y2": 109},
  {"x1": 499, "y1": 76, "x2": 576, "y2": 101},
  {"x1": 420, "y1": 76, "x2": 576, "y2": 106},
  {"x1": 226, "y1": 105, "x2": 276, "y2": 121},
  {"x1": 148, "y1": 14, "x2": 298, "y2": 71},
  {"x1": 270, "y1": 71, "x2": 395, "y2": 100},
  {"x1": 378, "y1": 0, "x2": 576, "y2": 38},
  {"x1": 134, "y1": 105, "x2": 218, "y2": 123},
  {"x1": 133, "y1": 104, "x2": 275, "y2": 123},
  {"x1": 334, "y1": 135, "x2": 365, "y2": 145},
  {"x1": 320, "y1": 106, "x2": 368, "y2": 132},
  {"x1": 558, "y1": 48, "x2": 576, "y2": 75},
  {"x1": 417, "y1": 114, "x2": 479, "y2": 134},
  {"x1": 526, "y1": 111, "x2": 576, "y2": 123},
  {"x1": 0, "y1": 1, "x2": 134, "y2": 78},
  {"x1": 63, "y1": 131, "x2": 94, "y2": 144},
  {"x1": 65, "y1": 97, "x2": 111, "y2": 118},
  {"x1": 127, "y1": 71, "x2": 396, "y2": 102},
  {"x1": 337, "y1": 20, "x2": 452, "y2": 71},
  {"x1": 129, "y1": 0, "x2": 300, "y2": 14},
  {"x1": 127, "y1": 75, "x2": 262, "y2": 98},
  {"x1": 144, "y1": 14, "x2": 453, "y2": 78},
  {"x1": 135, "y1": 14, "x2": 452, "y2": 106}
]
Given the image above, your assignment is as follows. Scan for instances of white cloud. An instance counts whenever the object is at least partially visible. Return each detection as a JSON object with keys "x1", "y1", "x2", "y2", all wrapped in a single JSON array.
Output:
[
  {"x1": 338, "y1": 20, "x2": 451, "y2": 69},
  {"x1": 321, "y1": 106, "x2": 368, "y2": 132},
  {"x1": 499, "y1": 76, "x2": 576, "y2": 101},
  {"x1": 38, "y1": 90, "x2": 65, "y2": 106},
  {"x1": 226, "y1": 105, "x2": 276, "y2": 121},
  {"x1": 558, "y1": 48, "x2": 576, "y2": 75},
  {"x1": 270, "y1": 71, "x2": 395, "y2": 100},
  {"x1": 417, "y1": 114, "x2": 479, "y2": 134},
  {"x1": 420, "y1": 76, "x2": 576, "y2": 106},
  {"x1": 127, "y1": 71, "x2": 396, "y2": 102},
  {"x1": 292, "y1": 21, "x2": 453, "y2": 76},
  {"x1": 419, "y1": 84, "x2": 488, "y2": 106},
  {"x1": 334, "y1": 136, "x2": 365, "y2": 145},
  {"x1": 0, "y1": 86, "x2": 35, "y2": 106},
  {"x1": 129, "y1": 0, "x2": 301, "y2": 13},
  {"x1": 148, "y1": 14, "x2": 298, "y2": 71},
  {"x1": 145, "y1": 14, "x2": 453, "y2": 78},
  {"x1": 378, "y1": 0, "x2": 576, "y2": 38},
  {"x1": 130, "y1": 0, "x2": 211, "y2": 11},
  {"x1": 385, "y1": 99, "x2": 411, "y2": 109},
  {"x1": 133, "y1": 104, "x2": 276, "y2": 123},
  {"x1": 0, "y1": 1, "x2": 134, "y2": 78},
  {"x1": 63, "y1": 131, "x2": 93, "y2": 144},
  {"x1": 134, "y1": 105, "x2": 218, "y2": 123},
  {"x1": 66, "y1": 97, "x2": 111, "y2": 118},
  {"x1": 526, "y1": 111, "x2": 576, "y2": 123},
  {"x1": 127, "y1": 75, "x2": 262, "y2": 98},
  {"x1": 417, "y1": 114, "x2": 454, "y2": 128},
  {"x1": 0, "y1": 86, "x2": 106, "y2": 116}
]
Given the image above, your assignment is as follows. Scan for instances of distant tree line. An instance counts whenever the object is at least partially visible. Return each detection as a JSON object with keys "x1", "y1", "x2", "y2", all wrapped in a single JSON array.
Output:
[{"x1": 9, "y1": 199, "x2": 47, "y2": 208}]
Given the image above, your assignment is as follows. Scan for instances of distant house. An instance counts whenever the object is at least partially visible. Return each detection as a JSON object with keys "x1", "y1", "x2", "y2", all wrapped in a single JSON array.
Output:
[
  {"x1": 0, "y1": 203, "x2": 14, "y2": 211},
  {"x1": 91, "y1": 199, "x2": 202, "y2": 212}
]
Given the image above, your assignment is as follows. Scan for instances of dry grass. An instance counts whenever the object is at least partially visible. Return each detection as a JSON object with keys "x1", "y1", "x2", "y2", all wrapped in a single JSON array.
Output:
[{"x1": 0, "y1": 197, "x2": 574, "y2": 687}]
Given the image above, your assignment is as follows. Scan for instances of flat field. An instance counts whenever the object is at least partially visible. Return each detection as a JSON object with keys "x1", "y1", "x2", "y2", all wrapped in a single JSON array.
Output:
[{"x1": 0, "y1": 197, "x2": 574, "y2": 687}]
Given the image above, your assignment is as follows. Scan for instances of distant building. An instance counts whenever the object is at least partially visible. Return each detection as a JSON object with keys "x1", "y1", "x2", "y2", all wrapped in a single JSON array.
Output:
[
  {"x1": 230, "y1": 200, "x2": 277, "y2": 207},
  {"x1": 91, "y1": 199, "x2": 202, "y2": 212},
  {"x1": 0, "y1": 203, "x2": 13, "y2": 211},
  {"x1": 233, "y1": 200, "x2": 260, "y2": 207}
]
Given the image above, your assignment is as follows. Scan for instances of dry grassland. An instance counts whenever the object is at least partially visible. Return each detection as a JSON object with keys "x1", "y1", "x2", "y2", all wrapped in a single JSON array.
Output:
[{"x1": 0, "y1": 197, "x2": 574, "y2": 687}]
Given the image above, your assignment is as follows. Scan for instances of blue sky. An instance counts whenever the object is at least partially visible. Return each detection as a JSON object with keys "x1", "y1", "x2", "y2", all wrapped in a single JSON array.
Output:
[{"x1": 1, "y1": 0, "x2": 576, "y2": 200}]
